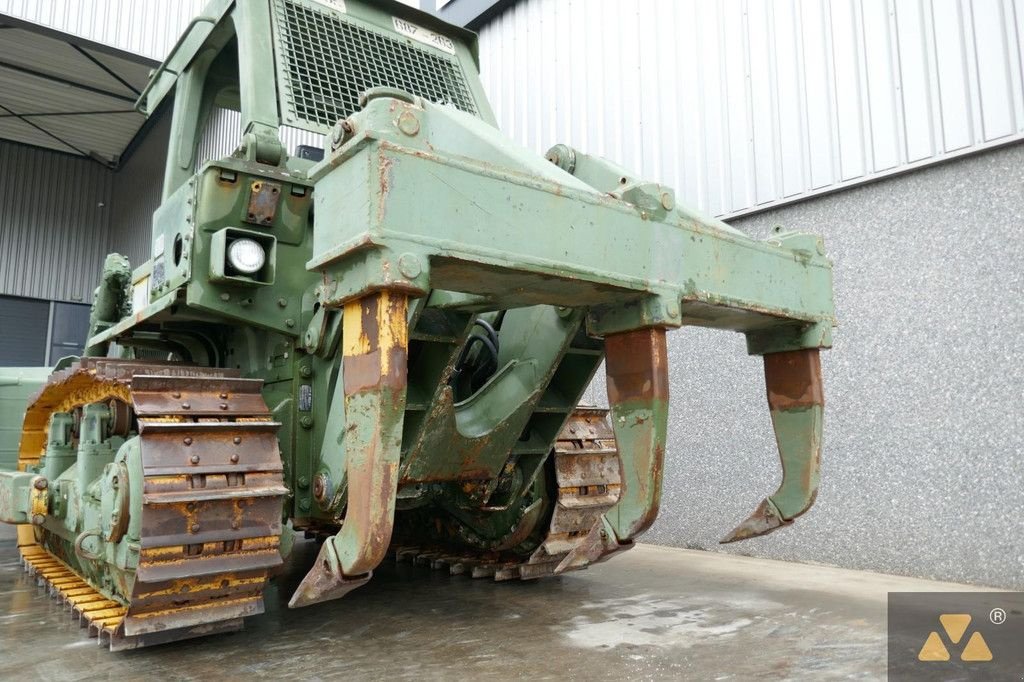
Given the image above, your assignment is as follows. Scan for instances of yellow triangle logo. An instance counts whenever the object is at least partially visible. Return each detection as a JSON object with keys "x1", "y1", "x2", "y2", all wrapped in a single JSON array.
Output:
[
  {"x1": 961, "y1": 632, "x2": 993, "y2": 662},
  {"x1": 939, "y1": 614, "x2": 971, "y2": 644},
  {"x1": 918, "y1": 631, "x2": 950, "y2": 661}
]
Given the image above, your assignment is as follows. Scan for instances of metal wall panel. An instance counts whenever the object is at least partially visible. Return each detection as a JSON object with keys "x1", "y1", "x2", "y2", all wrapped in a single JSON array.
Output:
[
  {"x1": 109, "y1": 113, "x2": 170, "y2": 268},
  {"x1": 0, "y1": 140, "x2": 113, "y2": 302},
  {"x1": 477, "y1": 0, "x2": 1024, "y2": 217},
  {"x1": 196, "y1": 108, "x2": 325, "y2": 167},
  {"x1": 0, "y1": 0, "x2": 206, "y2": 61}
]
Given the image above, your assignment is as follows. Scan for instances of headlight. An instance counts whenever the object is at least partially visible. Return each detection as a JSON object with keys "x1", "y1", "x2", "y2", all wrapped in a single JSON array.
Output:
[{"x1": 227, "y1": 238, "x2": 265, "y2": 274}]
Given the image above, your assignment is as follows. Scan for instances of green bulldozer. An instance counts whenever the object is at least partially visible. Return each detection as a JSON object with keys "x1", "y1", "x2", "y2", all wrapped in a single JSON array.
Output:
[{"x1": 0, "y1": 0, "x2": 834, "y2": 649}]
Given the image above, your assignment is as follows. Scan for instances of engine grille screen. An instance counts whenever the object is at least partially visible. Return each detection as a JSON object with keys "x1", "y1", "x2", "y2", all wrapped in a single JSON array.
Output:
[{"x1": 274, "y1": 0, "x2": 477, "y2": 130}]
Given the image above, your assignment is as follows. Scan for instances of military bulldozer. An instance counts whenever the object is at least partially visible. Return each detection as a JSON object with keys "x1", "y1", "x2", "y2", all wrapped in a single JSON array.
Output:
[{"x1": 0, "y1": 0, "x2": 834, "y2": 649}]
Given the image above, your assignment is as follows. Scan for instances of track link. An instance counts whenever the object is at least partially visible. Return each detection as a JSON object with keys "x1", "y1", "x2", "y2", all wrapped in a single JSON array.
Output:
[
  {"x1": 17, "y1": 360, "x2": 287, "y2": 650},
  {"x1": 391, "y1": 407, "x2": 631, "y2": 580}
]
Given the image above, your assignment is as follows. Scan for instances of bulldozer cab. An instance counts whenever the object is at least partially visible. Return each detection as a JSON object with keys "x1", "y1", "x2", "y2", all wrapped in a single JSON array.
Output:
[{"x1": 137, "y1": 0, "x2": 493, "y2": 199}]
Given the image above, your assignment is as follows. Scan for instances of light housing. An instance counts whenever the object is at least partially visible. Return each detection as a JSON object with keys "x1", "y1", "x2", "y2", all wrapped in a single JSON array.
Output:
[
  {"x1": 209, "y1": 227, "x2": 276, "y2": 286},
  {"x1": 227, "y1": 238, "x2": 266, "y2": 274}
]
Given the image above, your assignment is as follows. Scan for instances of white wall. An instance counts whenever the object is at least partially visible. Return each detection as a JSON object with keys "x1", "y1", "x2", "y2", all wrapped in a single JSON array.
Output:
[{"x1": 477, "y1": 0, "x2": 1024, "y2": 218}]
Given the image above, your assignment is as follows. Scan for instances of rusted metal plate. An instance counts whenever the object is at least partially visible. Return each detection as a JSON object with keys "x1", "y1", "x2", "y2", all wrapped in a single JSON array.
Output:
[
  {"x1": 131, "y1": 376, "x2": 271, "y2": 417},
  {"x1": 764, "y1": 348, "x2": 824, "y2": 410},
  {"x1": 245, "y1": 179, "x2": 281, "y2": 226}
]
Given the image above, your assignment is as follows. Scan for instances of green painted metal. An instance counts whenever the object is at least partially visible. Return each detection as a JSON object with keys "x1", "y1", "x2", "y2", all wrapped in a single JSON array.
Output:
[
  {"x1": 0, "y1": 368, "x2": 49, "y2": 472},
  {"x1": 0, "y1": 0, "x2": 835, "y2": 620}
]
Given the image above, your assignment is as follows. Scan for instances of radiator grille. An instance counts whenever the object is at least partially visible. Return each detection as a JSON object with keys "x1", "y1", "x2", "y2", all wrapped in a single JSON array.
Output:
[{"x1": 274, "y1": 0, "x2": 477, "y2": 129}]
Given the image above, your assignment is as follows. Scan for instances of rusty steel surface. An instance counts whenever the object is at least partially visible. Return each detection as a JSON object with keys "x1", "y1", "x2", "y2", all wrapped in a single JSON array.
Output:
[
  {"x1": 604, "y1": 329, "x2": 670, "y2": 407},
  {"x1": 289, "y1": 291, "x2": 410, "y2": 607},
  {"x1": 721, "y1": 347, "x2": 825, "y2": 543},
  {"x1": 17, "y1": 360, "x2": 287, "y2": 650},
  {"x1": 245, "y1": 179, "x2": 282, "y2": 226},
  {"x1": 390, "y1": 408, "x2": 630, "y2": 582},
  {"x1": 764, "y1": 348, "x2": 825, "y2": 411},
  {"x1": 603, "y1": 328, "x2": 670, "y2": 542}
]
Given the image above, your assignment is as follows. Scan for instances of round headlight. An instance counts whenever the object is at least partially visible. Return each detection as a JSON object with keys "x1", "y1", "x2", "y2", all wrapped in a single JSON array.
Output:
[{"x1": 227, "y1": 238, "x2": 265, "y2": 274}]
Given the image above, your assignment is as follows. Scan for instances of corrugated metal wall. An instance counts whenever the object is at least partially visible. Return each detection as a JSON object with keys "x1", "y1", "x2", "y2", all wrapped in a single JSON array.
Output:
[
  {"x1": 196, "y1": 109, "x2": 325, "y2": 166},
  {"x1": 109, "y1": 114, "x2": 170, "y2": 268},
  {"x1": 0, "y1": 140, "x2": 112, "y2": 302},
  {"x1": 0, "y1": 0, "x2": 205, "y2": 61},
  {"x1": 478, "y1": 0, "x2": 1024, "y2": 218}
]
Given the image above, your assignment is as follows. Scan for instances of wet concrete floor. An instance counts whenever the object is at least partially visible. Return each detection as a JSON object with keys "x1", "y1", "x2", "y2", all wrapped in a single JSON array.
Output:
[{"x1": 0, "y1": 536, "x2": 994, "y2": 680}]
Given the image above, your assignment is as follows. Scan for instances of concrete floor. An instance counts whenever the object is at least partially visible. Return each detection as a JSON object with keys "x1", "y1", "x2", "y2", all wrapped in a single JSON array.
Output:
[{"x1": 0, "y1": 536, "x2": 994, "y2": 681}]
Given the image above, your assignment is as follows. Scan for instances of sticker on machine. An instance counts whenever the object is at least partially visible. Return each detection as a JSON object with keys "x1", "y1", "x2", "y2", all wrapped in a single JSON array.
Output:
[
  {"x1": 299, "y1": 384, "x2": 313, "y2": 412},
  {"x1": 393, "y1": 17, "x2": 456, "y2": 54}
]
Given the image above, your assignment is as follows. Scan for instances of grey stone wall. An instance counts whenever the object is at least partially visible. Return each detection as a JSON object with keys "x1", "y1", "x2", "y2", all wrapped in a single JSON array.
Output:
[{"x1": 586, "y1": 142, "x2": 1023, "y2": 589}]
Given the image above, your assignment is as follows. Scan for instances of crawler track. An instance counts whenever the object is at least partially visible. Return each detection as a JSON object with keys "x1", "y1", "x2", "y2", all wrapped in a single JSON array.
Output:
[
  {"x1": 391, "y1": 407, "x2": 631, "y2": 579},
  {"x1": 17, "y1": 359, "x2": 287, "y2": 650}
]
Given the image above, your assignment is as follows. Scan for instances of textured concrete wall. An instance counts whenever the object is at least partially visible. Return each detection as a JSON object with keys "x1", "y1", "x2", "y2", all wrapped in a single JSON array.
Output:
[{"x1": 587, "y1": 142, "x2": 1023, "y2": 589}]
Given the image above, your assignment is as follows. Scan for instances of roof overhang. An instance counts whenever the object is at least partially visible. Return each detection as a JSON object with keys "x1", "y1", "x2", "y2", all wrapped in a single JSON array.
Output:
[{"x1": 0, "y1": 14, "x2": 157, "y2": 167}]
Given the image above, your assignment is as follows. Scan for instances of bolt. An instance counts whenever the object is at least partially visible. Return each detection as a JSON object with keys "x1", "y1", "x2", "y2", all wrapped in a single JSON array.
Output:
[
  {"x1": 220, "y1": 293, "x2": 230, "y2": 301},
  {"x1": 181, "y1": 402, "x2": 191, "y2": 410},
  {"x1": 299, "y1": 499, "x2": 311, "y2": 512},
  {"x1": 230, "y1": 454, "x2": 239, "y2": 464},
  {"x1": 285, "y1": 318, "x2": 296, "y2": 328},
  {"x1": 397, "y1": 111, "x2": 420, "y2": 136},
  {"x1": 220, "y1": 392, "x2": 228, "y2": 399},
  {"x1": 32, "y1": 514, "x2": 45, "y2": 526},
  {"x1": 300, "y1": 416, "x2": 314, "y2": 429},
  {"x1": 220, "y1": 403, "x2": 229, "y2": 410},
  {"x1": 231, "y1": 520, "x2": 240, "y2": 529},
  {"x1": 299, "y1": 365, "x2": 313, "y2": 379},
  {"x1": 183, "y1": 437, "x2": 193, "y2": 446},
  {"x1": 190, "y1": 454, "x2": 200, "y2": 465},
  {"x1": 298, "y1": 476, "x2": 310, "y2": 489},
  {"x1": 172, "y1": 392, "x2": 181, "y2": 399},
  {"x1": 233, "y1": 436, "x2": 242, "y2": 445},
  {"x1": 278, "y1": 297, "x2": 288, "y2": 308},
  {"x1": 190, "y1": 523, "x2": 200, "y2": 533},
  {"x1": 186, "y1": 502, "x2": 196, "y2": 512},
  {"x1": 33, "y1": 478, "x2": 48, "y2": 491}
]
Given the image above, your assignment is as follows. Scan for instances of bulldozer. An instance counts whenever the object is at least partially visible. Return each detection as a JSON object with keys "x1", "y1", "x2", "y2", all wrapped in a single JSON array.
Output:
[{"x1": 0, "y1": 0, "x2": 834, "y2": 650}]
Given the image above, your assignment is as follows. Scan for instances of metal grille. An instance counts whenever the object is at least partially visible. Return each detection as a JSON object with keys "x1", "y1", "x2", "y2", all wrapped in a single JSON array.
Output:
[{"x1": 275, "y1": 0, "x2": 477, "y2": 129}]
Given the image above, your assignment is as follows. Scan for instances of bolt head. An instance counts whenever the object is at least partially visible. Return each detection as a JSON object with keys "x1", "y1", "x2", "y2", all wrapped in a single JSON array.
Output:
[
  {"x1": 32, "y1": 514, "x2": 45, "y2": 526},
  {"x1": 397, "y1": 111, "x2": 420, "y2": 136},
  {"x1": 183, "y1": 437, "x2": 193, "y2": 446},
  {"x1": 233, "y1": 436, "x2": 242, "y2": 445},
  {"x1": 230, "y1": 454, "x2": 239, "y2": 464},
  {"x1": 190, "y1": 523, "x2": 200, "y2": 533},
  {"x1": 33, "y1": 478, "x2": 48, "y2": 491},
  {"x1": 190, "y1": 454, "x2": 200, "y2": 465}
]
